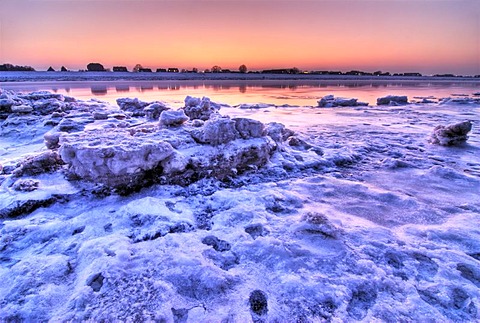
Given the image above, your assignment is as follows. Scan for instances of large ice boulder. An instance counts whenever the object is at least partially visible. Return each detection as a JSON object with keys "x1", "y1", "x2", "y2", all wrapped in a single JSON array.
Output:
[
  {"x1": 183, "y1": 96, "x2": 220, "y2": 121},
  {"x1": 318, "y1": 95, "x2": 368, "y2": 107},
  {"x1": 190, "y1": 116, "x2": 265, "y2": 145},
  {"x1": 429, "y1": 121, "x2": 472, "y2": 146},
  {"x1": 191, "y1": 117, "x2": 239, "y2": 145},
  {"x1": 57, "y1": 115, "x2": 280, "y2": 190},
  {"x1": 159, "y1": 110, "x2": 189, "y2": 127},
  {"x1": 233, "y1": 118, "x2": 265, "y2": 139},
  {"x1": 59, "y1": 130, "x2": 175, "y2": 187},
  {"x1": 377, "y1": 95, "x2": 409, "y2": 105}
]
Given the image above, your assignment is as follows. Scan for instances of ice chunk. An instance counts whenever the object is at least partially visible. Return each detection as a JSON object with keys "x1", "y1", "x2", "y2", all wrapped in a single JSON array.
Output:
[
  {"x1": 59, "y1": 129, "x2": 174, "y2": 188},
  {"x1": 376, "y1": 95, "x2": 408, "y2": 105},
  {"x1": 183, "y1": 96, "x2": 220, "y2": 120},
  {"x1": 143, "y1": 102, "x2": 169, "y2": 120},
  {"x1": 429, "y1": 121, "x2": 472, "y2": 146},
  {"x1": 191, "y1": 116, "x2": 239, "y2": 145},
  {"x1": 159, "y1": 110, "x2": 189, "y2": 127},
  {"x1": 318, "y1": 95, "x2": 368, "y2": 107}
]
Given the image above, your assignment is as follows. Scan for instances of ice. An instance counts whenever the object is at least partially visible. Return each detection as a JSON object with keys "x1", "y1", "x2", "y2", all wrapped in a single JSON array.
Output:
[
  {"x1": 0, "y1": 89, "x2": 479, "y2": 321},
  {"x1": 430, "y1": 120, "x2": 472, "y2": 146},
  {"x1": 183, "y1": 96, "x2": 220, "y2": 120},
  {"x1": 377, "y1": 95, "x2": 409, "y2": 105},
  {"x1": 237, "y1": 103, "x2": 274, "y2": 110},
  {"x1": 317, "y1": 94, "x2": 368, "y2": 107}
]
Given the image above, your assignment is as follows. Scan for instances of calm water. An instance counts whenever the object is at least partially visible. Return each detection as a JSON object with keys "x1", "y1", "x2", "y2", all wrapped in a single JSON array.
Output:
[{"x1": 2, "y1": 80, "x2": 480, "y2": 106}]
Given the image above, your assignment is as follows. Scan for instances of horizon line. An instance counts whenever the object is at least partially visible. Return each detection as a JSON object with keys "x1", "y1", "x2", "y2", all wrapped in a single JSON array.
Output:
[{"x1": 2, "y1": 62, "x2": 478, "y2": 77}]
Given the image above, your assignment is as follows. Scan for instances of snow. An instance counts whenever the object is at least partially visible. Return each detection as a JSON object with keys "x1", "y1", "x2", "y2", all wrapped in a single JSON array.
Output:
[{"x1": 0, "y1": 88, "x2": 479, "y2": 321}]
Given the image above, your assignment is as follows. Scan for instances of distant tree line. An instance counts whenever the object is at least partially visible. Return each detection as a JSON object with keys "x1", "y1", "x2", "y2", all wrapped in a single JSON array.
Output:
[
  {"x1": 114, "y1": 64, "x2": 250, "y2": 74},
  {"x1": 0, "y1": 63, "x2": 35, "y2": 71},
  {"x1": 2, "y1": 62, "x2": 479, "y2": 78}
]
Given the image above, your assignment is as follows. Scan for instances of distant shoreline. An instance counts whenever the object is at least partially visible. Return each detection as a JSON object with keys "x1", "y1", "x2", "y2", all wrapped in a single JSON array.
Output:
[{"x1": 2, "y1": 71, "x2": 480, "y2": 83}]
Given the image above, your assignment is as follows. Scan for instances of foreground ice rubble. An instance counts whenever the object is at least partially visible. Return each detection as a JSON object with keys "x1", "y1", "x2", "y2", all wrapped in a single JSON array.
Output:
[{"x1": 0, "y1": 89, "x2": 480, "y2": 322}]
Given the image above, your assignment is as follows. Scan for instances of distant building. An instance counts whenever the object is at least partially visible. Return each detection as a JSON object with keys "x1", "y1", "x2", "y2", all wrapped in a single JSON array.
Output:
[
  {"x1": 139, "y1": 68, "x2": 152, "y2": 72},
  {"x1": 87, "y1": 63, "x2": 106, "y2": 72},
  {"x1": 156, "y1": 68, "x2": 167, "y2": 73},
  {"x1": 403, "y1": 72, "x2": 422, "y2": 77},
  {"x1": 311, "y1": 71, "x2": 330, "y2": 75},
  {"x1": 345, "y1": 70, "x2": 372, "y2": 76},
  {"x1": 113, "y1": 66, "x2": 128, "y2": 72},
  {"x1": 167, "y1": 68, "x2": 179, "y2": 73},
  {"x1": 261, "y1": 68, "x2": 300, "y2": 74},
  {"x1": 373, "y1": 71, "x2": 391, "y2": 76}
]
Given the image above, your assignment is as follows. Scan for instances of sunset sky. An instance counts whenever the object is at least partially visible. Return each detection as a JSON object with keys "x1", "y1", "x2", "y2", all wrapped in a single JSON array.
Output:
[{"x1": 1, "y1": 0, "x2": 479, "y2": 74}]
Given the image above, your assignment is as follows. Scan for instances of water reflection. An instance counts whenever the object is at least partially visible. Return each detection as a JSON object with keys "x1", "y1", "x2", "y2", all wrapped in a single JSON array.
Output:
[
  {"x1": 139, "y1": 85, "x2": 154, "y2": 91},
  {"x1": 2, "y1": 80, "x2": 479, "y2": 106},
  {"x1": 115, "y1": 85, "x2": 130, "y2": 92},
  {"x1": 91, "y1": 85, "x2": 107, "y2": 95}
]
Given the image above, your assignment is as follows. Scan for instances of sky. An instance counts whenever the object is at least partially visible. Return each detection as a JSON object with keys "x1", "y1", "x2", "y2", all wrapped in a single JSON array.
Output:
[{"x1": 0, "y1": 0, "x2": 479, "y2": 75}]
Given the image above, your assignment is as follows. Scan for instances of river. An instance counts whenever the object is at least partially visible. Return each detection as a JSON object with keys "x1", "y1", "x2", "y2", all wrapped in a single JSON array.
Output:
[{"x1": 2, "y1": 79, "x2": 480, "y2": 106}]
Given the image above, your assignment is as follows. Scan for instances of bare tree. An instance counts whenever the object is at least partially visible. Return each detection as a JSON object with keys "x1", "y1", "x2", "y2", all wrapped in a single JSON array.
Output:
[
  {"x1": 211, "y1": 65, "x2": 222, "y2": 73},
  {"x1": 133, "y1": 64, "x2": 143, "y2": 72},
  {"x1": 239, "y1": 64, "x2": 247, "y2": 73}
]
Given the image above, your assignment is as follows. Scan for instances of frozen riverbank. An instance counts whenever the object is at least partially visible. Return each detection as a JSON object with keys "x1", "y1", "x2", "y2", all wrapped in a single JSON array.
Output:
[
  {"x1": 2, "y1": 71, "x2": 480, "y2": 83},
  {"x1": 0, "y1": 89, "x2": 479, "y2": 321}
]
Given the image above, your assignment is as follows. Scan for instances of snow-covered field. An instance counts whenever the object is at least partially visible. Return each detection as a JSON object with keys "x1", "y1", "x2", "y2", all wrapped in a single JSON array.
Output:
[{"x1": 0, "y1": 88, "x2": 479, "y2": 322}]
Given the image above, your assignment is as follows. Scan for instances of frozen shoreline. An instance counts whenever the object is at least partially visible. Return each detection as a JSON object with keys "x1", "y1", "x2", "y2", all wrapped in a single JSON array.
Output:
[
  {"x1": 1, "y1": 89, "x2": 480, "y2": 321},
  {"x1": 2, "y1": 71, "x2": 480, "y2": 83}
]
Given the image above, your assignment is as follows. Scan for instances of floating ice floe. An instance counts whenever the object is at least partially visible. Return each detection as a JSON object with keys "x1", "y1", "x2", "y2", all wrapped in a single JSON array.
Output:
[
  {"x1": 439, "y1": 97, "x2": 480, "y2": 105},
  {"x1": 317, "y1": 94, "x2": 368, "y2": 107},
  {"x1": 236, "y1": 103, "x2": 274, "y2": 110},
  {"x1": 376, "y1": 95, "x2": 409, "y2": 105}
]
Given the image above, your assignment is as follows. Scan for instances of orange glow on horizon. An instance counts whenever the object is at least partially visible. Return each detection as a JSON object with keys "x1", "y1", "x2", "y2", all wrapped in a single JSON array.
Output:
[{"x1": 1, "y1": 0, "x2": 479, "y2": 75}]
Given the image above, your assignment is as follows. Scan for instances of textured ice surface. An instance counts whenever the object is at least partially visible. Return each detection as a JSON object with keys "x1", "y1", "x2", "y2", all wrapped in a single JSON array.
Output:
[{"x1": 0, "y1": 89, "x2": 479, "y2": 321}]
